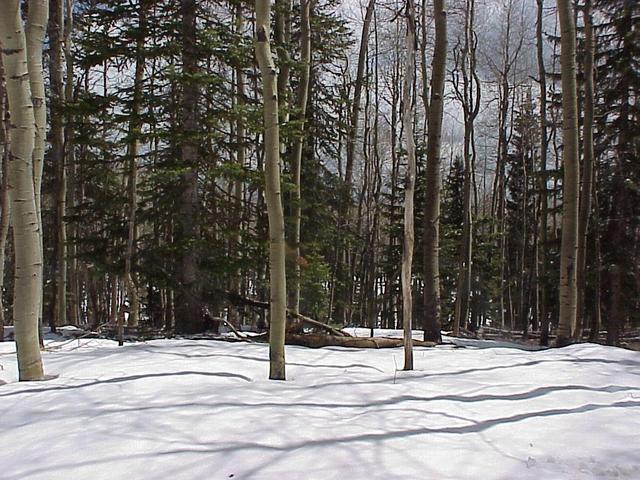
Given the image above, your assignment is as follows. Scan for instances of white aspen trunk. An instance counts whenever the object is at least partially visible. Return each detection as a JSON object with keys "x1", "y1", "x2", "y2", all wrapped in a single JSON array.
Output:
[
  {"x1": 0, "y1": 0, "x2": 45, "y2": 380},
  {"x1": 26, "y1": 0, "x2": 48, "y2": 336},
  {"x1": 402, "y1": 0, "x2": 417, "y2": 371},
  {"x1": 255, "y1": 0, "x2": 287, "y2": 380},
  {"x1": 556, "y1": 0, "x2": 580, "y2": 346},
  {"x1": 275, "y1": 0, "x2": 291, "y2": 153}
]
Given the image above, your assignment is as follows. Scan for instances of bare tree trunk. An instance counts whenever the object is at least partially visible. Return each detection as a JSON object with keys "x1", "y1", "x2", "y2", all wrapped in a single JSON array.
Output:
[
  {"x1": 589, "y1": 177, "x2": 602, "y2": 341},
  {"x1": 0, "y1": 63, "x2": 9, "y2": 341},
  {"x1": 0, "y1": 0, "x2": 46, "y2": 380},
  {"x1": 275, "y1": 0, "x2": 292, "y2": 141},
  {"x1": 228, "y1": 1, "x2": 246, "y2": 328},
  {"x1": 536, "y1": 0, "x2": 550, "y2": 346},
  {"x1": 114, "y1": 277, "x2": 123, "y2": 346},
  {"x1": 289, "y1": 0, "x2": 312, "y2": 315},
  {"x1": 49, "y1": 0, "x2": 66, "y2": 331},
  {"x1": 555, "y1": 0, "x2": 580, "y2": 346},
  {"x1": 423, "y1": 0, "x2": 447, "y2": 343},
  {"x1": 25, "y1": 0, "x2": 48, "y2": 343},
  {"x1": 176, "y1": 0, "x2": 202, "y2": 334},
  {"x1": 419, "y1": 0, "x2": 430, "y2": 131},
  {"x1": 452, "y1": 0, "x2": 479, "y2": 336},
  {"x1": 124, "y1": 0, "x2": 147, "y2": 330},
  {"x1": 402, "y1": 0, "x2": 417, "y2": 371},
  {"x1": 574, "y1": 0, "x2": 595, "y2": 340},
  {"x1": 334, "y1": 0, "x2": 375, "y2": 324},
  {"x1": 64, "y1": 0, "x2": 78, "y2": 326},
  {"x1": 255, "y1": 0, "x2": 287, "y2": 380}
]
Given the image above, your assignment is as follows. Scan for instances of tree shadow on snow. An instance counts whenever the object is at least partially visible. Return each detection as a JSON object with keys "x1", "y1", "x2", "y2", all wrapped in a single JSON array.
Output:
[
  {"x1": 6, "y1": 399, "x2": 640, "y2": 480},
  {"x1": 0, "y1": 370, "x2": 251, "y2": 397}
]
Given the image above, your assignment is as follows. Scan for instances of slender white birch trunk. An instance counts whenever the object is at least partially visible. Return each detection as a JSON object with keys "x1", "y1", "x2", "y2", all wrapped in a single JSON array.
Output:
[
  {"x1": 402, "y1": 0, "x2": 417, "y2": 371},
  {"x1": 0, "y1": 0, "x2": 45, "y2": 380},
  {"x1": 255, "y1": 0, "x2": 287, "y2": 380},
  {"x1": 26, "y1": 0, "x2": 48, "y2": 337}
]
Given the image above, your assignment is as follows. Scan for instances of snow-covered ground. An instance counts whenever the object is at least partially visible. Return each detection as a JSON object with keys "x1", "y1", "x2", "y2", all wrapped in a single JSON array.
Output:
[{"x1": 1, "y1": 334, "x2": 639, "y2": 479}]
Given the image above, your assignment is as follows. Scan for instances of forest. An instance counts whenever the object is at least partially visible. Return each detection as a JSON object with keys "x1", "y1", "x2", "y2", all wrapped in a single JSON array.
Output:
[
  {"x1": 1, "y1": 0, "x2": 638, "y2": 375},
  {"x1": 0, "y1": 0, "x2": 639, "y2": 477}
]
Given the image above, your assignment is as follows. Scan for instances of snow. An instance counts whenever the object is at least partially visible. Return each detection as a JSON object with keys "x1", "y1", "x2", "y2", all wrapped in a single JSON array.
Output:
[{"x1": 1, "y1": 334, "x2": 639, "y2": 479}]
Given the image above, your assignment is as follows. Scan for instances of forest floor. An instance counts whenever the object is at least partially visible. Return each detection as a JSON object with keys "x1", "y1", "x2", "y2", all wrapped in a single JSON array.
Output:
[{"x1": 1, "y1": 331, "x2": 639, "y2": 479}]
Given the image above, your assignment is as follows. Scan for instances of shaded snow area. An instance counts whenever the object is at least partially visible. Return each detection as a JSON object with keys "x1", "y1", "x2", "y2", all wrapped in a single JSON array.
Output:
[{"x1": 1, "y1": 338, "x2": 640, "y2": 479}]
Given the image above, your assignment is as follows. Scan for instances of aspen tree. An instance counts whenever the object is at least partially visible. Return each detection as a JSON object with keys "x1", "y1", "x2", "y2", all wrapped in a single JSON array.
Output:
[
  {"x1": 255, "y1": 0, "x2": 287, "y2": 380},
  {"x1": 290, "y1": 0, "x2": 312, "y2": 315},
  {"x1": 402, "y1": 0, "x2": 417, "y2": 370},
  {"x1": 26, "y1": 0, "x2": 48, "y2": 338},
  {"x1": 0, "y1": 0, "x2": 46, "y2": 380},
  {"x1": 555, "y1": 0, "x2": 580, "y2": 346}
]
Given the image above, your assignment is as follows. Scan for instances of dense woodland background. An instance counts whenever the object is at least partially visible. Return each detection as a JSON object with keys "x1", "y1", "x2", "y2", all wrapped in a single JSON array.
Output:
[{"x1": 0, "y1": 0, "x2": 638, "y2": 355}]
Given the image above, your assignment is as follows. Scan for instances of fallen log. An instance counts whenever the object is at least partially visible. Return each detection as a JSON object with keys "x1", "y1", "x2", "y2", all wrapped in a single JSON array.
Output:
[
  {"x1": 203, "y1": 310, "x2": 250, "y2": 342},
  {"x1": 286, "y1": 334, "x2": 436, "y2": 349},
  {"x1": 213, "y1": 289, "x2": 351, "y2": 337},
  {"x1": 147, "y1": 263, "x2": 351, "y2": 338},
  {"x1": 287, "y1": 311, "x2": 352, "y2": 337}
]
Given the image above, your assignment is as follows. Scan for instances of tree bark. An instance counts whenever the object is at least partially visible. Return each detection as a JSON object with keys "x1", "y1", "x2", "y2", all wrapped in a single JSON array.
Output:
[
  {"x1": 289, "y1": 0, "x2": 312, "y2": 315},
  {"x1": 423, "y1": 0, "x2": 447, "y2": 343},
  {"x1": 275, "y1": 0, "x2": 292, "y2": 135},
  {"x1": 228, "y1": 1, "x2": 246, "y2": 328},
  {"x1": 255, "y1": 0, "x2": 287, "y2": 380},
  {"x1": 334, "y1": 0, "x2": 375, "y2": 325},
  {"x1": 49, "y1": 0, "x2": 66, "y2": 332},
  {"x1": 555, "y1": 0, "x2": 580, "y2": 346},
  {"x1": 402, "y1": 0, "x2": 417, "y2": 371},
  {"x1": 124, "y1": 0, "x2": 147, "y2": 330},
  {"x1": 452, "y1": 0, "x2": 479, "y2": 336},
  {"x1": 574, "y1": 0, "x2": 595, "y2": 340},
  {"x1": 0, "y1": 0, "x2": 45, "y2": 380},
  {"x1": 176, "y1": 0, "x2": 203, "y2": 334},
  {"x1": 536, "y1": 0, "x2": 550, "y2": 346},
  {"x1": 0, "y1": 60, "x2": 9, "y2": 341},
  {"x1": 25, "y1": 0, "x2": 48, "y2": 342},
  {"x1": 65, "y1": 0, "x2": 78, "y2": 327},
  {"x1": 589, "y1": 178, "x2": 602, "y2": 341}
]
